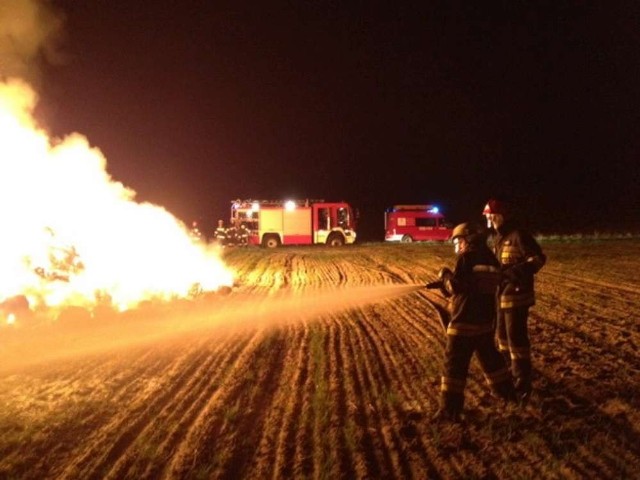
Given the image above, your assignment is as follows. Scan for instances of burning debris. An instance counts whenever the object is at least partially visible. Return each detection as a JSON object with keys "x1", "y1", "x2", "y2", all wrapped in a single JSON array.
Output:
[
  {"x1": 0, "y1": 2, "x2": 235, "y2": 328},
  {"x1": 0, "y1": 79, "x2": 234, "y2": 327}
]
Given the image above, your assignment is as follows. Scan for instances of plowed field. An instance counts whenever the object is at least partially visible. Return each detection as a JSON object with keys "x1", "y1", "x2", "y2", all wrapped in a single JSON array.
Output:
[{"x1": 1, "y1": 240, "x2": 640, "y2": 479}]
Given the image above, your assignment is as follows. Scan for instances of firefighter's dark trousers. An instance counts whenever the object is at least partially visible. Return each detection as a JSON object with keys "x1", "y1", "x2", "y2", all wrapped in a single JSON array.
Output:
[
  {"x1": 496, "y1": 306, "x2": 532, "y2": 392},
  {"x1": 440, "y1": 332, "x2": 514, "y2": 415}
]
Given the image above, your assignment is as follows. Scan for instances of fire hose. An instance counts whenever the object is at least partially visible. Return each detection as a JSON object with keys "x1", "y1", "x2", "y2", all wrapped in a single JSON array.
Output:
[{"x1": 423, "y1": 280, "x2": 451, "y2": 333}]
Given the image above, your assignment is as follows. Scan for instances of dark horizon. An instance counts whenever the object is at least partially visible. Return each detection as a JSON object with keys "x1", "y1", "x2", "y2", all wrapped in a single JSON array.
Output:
[{"x1": 24, "y1": 2, "x2": 640, "y2": 240}]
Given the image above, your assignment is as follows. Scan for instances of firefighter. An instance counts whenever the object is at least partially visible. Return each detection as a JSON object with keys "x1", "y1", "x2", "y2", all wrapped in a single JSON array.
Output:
[
  {"x1": 433, "y1": 222, "x2": 515, "y2": 422},
  {"x1": 237, "y1": 222, "x2": 250, "y2": 246},
  {"x1": 189, "y1": 220, "x2": 202, "y2": 241},
  {"x1": 483, "y1": 198, "x2": 546, "y2": 405},
  {"x1": 213, "y1": 219, "x2": 227, "y2": 246},
  {"x1": 225, "y1": 223, "x2": 238, "y2": 246}
]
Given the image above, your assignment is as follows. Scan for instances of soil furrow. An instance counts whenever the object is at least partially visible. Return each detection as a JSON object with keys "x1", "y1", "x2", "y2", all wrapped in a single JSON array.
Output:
[
  {"x1": 163, "y1": 329, "x2": 267, "y2": 476},
  {"x1": 357, "y1": 305, "x2": 446, "y2": 479},
  {"x1": 340, "y1": 314, "x2": 385, "y2": 478},
  {"x1": 65, "y1": 340, "x2": 227, "y2": 479},
  {"x1": 327, "y1": 318, "x2": 358, "y2": 479},
  {"x1": 255, "y1": 323, "x2": 309, "y2": 480},
  {"x1": 358, "y1": 301, "x2": 437, "y2": 412},
  {"x1": 210, "y1": 330, "x2": 291, "y2": 479},
  {"x1": 292, "y1": 324, "x2": 316, "y2": 479},
  {"x1": 109, "y1": 332, "x2": 254, "y2": 479},
  {"x1": 349, "y1": 313, "x2": 403, "y2": 478}
]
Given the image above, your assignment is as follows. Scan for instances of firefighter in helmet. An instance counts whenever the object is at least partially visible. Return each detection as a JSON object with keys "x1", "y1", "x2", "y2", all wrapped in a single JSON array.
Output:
[
  {"x1": 433, "y1": 222, "x2": 515, "y2": 422},
  {"x1": 189, "y1": 220, "x2": 202, "y2": 241},
  {"x1": 237, "y1": 222, "x2": 250, "y2": 246},
  {"x1": 213, "y1": 219, "x2": 227, "y2": 246},
  {"x1": 483, "y1": 198, "x2": 546, "y2": 404},
  {"x1": 225, "y1": 222, "x2": 238, "y2": 247}
]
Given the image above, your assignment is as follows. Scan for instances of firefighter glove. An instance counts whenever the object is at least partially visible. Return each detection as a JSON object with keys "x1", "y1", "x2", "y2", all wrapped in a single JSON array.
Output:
[{"x1": 438, "y1": 267, "x2": 453, "y2": 282}]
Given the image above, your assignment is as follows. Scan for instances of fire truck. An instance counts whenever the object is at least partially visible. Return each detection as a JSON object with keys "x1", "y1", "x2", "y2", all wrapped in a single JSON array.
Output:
[
  {"x1": 384, "y1": 205, "x2": 452, "y2": 242},
  {"x1": 230, "y1": 199, "x2": 357, "y2": 247}
]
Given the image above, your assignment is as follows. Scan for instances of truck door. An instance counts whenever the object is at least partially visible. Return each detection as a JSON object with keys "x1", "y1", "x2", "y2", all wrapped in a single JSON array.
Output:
[{"x1": 313, "y1": 206, "x2": 331, "y2": 243}]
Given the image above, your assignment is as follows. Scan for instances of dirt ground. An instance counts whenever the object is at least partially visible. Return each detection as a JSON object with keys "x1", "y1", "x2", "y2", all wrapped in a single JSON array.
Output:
[{"x1": 1, "y1": 240, "x2": 639, "y2": 479}]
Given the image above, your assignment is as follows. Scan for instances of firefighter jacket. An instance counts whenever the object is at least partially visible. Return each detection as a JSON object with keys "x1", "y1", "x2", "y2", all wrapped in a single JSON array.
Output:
[
  {"x1": 492, "y1": 221, "x2": 546, "y2": 310},
  {"x1": 214, "y1": 227, "x2": 227, "y2": 239},
  {"x1": 238, "y1": 225, "x2": 250, "y2": 240},
  {"x1": 445, "y1": 242, "x2": 501, "y2": 336}
]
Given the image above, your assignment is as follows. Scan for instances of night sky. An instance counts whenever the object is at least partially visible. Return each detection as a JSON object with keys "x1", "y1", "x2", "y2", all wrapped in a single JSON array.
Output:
[{"x1": 29, "y1": 2, "x2": 640, "y2": 239}]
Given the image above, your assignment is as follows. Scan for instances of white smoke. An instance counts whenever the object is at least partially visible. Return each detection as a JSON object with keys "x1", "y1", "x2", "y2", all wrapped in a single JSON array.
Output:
[{"x1": 0, "y1": 0, "x2": 66, "y2": 82}]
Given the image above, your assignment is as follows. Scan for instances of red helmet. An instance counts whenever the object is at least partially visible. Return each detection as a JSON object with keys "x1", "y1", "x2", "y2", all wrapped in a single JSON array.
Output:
[{"x1": 482, "y1": 198, "x2": 510, "y2": 216}]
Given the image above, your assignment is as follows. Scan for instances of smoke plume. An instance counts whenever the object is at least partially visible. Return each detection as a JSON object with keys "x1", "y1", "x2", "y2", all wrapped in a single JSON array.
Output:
[{"x1": 0, "y1": 0, "x2": 66, "y2": 83}]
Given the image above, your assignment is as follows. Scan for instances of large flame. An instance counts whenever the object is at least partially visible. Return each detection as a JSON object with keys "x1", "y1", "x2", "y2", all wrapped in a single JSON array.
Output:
[{"x1": 0, "y1": 78, "x2": 233, "y2": 314}]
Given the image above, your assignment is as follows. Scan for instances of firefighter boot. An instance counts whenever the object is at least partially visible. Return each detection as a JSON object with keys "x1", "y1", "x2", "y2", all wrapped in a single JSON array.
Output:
[
  {"x1": 432, "y1": 392, "x2": 463, "y2": 423},
  {"x1": 501, "y1": 351, "x2": 512, "y2": 370},
  {"x1": 493, "y1": 380, "x2": 518, "y2": 407},
  {"x1": 514, "y1": 377, "x2": 532, "y2": 406}
]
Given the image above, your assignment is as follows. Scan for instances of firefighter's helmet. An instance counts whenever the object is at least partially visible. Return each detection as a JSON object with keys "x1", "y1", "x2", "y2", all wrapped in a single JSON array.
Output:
[
  {"x1": 451, "y1": 222, "x2": 486, "y2": 247},
  {"x1": 482, "y1": 198, "x2": 510, "y2": 216},
  {"x1": 451, "y1": 222, "x2": 474, "y2": 241}
]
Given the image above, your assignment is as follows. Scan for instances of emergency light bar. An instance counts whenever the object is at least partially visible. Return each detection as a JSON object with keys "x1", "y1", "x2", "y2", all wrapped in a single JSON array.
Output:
[
  {"x1": 390, "y1": 204, "x2": 439, "y2": 212},
  {"x1": 231, "y1": 199, "x2": 325, "y2": 209}
]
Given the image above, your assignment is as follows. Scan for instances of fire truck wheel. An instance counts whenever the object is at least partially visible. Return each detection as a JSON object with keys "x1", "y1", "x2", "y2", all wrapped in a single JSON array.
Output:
[
  {"x1": 262, "y1": 234, "x2": 281, "y2": 248},
  {"x1": 401, "y1": 235, "x2": 413, "y2": 243},
  {"x1": 326, "y1": 233, "x2": 345, "y2": 247}
]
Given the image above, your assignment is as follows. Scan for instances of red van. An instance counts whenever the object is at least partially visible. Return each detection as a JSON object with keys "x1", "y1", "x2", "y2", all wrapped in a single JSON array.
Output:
[{"x1": 384, "y1": 205, "x2": 452, "y2": 242}]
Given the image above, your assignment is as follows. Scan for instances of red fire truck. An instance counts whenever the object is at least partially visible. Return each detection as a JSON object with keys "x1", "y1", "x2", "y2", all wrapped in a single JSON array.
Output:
[
  {"x1": 384, "y1": 205, "x2": 452, "y2": 242},
  {"x1": 230, "y1": 199, "x2": 357, "y2": 247}
]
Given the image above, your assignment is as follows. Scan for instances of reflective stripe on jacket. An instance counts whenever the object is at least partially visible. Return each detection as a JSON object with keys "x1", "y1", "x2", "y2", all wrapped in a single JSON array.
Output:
[
  {"x1": 492, "y1": 223, "x2": 546, "y2": 309},
  {"x1": 446, "y1": 244, "x2": 501, "y2": 336}
]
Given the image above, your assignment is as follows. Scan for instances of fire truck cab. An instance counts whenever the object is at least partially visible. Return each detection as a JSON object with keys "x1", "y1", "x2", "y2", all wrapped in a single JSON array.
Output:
[
  {"x1": 384, "y1": 205, "x2": 452, "y2": 242},
  {"x1": 230, "y1": 199, "x2": 357, "y2": 247}
]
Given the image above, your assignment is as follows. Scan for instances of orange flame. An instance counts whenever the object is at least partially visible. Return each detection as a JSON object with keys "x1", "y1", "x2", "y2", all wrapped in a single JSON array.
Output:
[{"x1": 0, "y1": 78, "x2": 233, "y2": 313}]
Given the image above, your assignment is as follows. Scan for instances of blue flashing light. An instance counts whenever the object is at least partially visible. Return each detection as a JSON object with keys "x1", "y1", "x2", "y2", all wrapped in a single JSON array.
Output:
[{"x1": 428, "y1": 206, "x2": 439, "y2": 214}]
